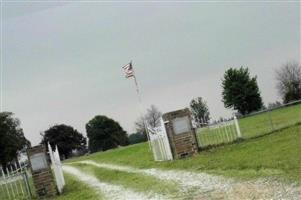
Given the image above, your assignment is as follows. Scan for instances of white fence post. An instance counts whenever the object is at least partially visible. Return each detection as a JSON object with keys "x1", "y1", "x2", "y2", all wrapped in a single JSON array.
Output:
[{"x1": 234, "y1": 115, "x2": 242, "y2": 138}]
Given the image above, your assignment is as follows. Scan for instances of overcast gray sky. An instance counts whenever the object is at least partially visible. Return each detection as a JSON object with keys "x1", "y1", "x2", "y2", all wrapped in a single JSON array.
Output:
[{"x1": 1, "y1": 1, "x2": 300, "y2": 145}]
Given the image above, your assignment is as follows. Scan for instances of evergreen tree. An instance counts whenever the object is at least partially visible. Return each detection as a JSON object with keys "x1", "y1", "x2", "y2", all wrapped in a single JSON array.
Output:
[
  {"x1": 222, "y1": 67, "x2": 263, "y2": 115},
  {"x1": 86, "y1": 115, "x2": 129, "y2": 153},
  {"x1": 190, "y1": 97, "x2": 210, "y2": 127}
]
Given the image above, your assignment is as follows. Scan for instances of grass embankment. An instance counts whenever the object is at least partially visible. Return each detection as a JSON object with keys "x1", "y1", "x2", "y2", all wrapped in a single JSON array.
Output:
[
  {"x1": 67, "y1": 124, "x2": 301, "y2": 183},
  {"x1": 60, "y1": 105, "x2": 301, "y2": 199},
  {"x1": 0, "y1": 184, "x2": 9, "y2": 200},
  {"x1": 239, "y1": 103, "x2": 301, "y2": 138},
  {"x1": 195, "y1": 103, "x2": 301, "y2": 147}
]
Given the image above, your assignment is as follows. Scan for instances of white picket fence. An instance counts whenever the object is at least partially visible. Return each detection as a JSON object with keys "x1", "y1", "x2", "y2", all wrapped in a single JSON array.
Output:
[
  {"x1": 196, "y1": 116, "x2": 242, "y2": 148},
  {"x1": 147, "y1": 117, "x2": 173, "y2": 161},
  {"x1": 0, "y1": 164, "x2": 32, "y2": 199},
  {"x1": 48, "y1": 143, "x2": 65, "y2": 194}
]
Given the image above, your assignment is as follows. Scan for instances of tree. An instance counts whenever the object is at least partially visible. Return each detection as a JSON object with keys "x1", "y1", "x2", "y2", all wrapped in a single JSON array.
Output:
[
  {"x1": 128, "y1": 132, "x2": 146, "y2": 144},
  {"x1": 222, "y1": 67, "x2": 263, "y2": 115},
  {"x1": 134, "y1": 116, "x2": 148, "y2": 142},
  {"x1": 190, "y1": 97, "x2": 210, "y2": 127},
  {"x1": 276, "y1": 61, "x2": 301, "y2": 103},
  {"x1": 267, "y1": 101, "x2": 282, "y2": 109},
  {"x1": 0, "y1": 112, "x2": 29, "y2": 169},
  {"x1": 41, "y1": 124, "x2": 86, "y2": 159},
  {"x1": 86, "y1": 115, "x2": 129, "y2": 153},
  {"x1": 134, "y1": 105, "x2": 162, "y2": 138},
  {"x1": 145, "y1": 105, "x2": 162, "y2": 128}
]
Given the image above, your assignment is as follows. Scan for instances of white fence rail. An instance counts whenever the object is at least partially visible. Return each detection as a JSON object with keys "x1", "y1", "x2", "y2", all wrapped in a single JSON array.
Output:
[
  {"x1": 0, "y1": 164, "x2": 32, "y2": 199},
  {"x1": 147, "y1": 117, "x2": 173, "y2": 161},
  {"x1": 48, "y1": 143, "x2": 65, "y2": 194},
  {"x1": 196, "y1": 116, "x2": 242, "y2": 148}
]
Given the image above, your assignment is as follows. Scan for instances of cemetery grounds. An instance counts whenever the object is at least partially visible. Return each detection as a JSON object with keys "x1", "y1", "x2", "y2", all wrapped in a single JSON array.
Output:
[
  {"x1": 55, "y1": 103, "x2": 301, "y2": 200},
  {"x1": 1, "y1": 104, "x2": 300, "y2": 199}
]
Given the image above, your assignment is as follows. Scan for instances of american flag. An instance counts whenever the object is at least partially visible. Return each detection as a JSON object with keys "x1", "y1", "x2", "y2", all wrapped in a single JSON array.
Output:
[{"x1": 122, "y1": 62, "x2": 134, "y2": 78}]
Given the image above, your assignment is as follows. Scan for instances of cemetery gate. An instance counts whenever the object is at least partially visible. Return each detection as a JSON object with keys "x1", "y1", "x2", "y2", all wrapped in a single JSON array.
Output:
[{"x1": 147, "y1": 117, "x2": 173, "y2": 161}]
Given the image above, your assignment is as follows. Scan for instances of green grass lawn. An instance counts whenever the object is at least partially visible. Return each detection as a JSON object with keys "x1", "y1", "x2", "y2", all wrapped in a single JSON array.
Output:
[
  {"x1": 239, "y1": 103, "x2": 301, "y2": 138},
  {"x1": 67, "y1": 124, "x2": 301, "y2": 183},
  {"x1": 0, "y1": 182, "x2": 10, "y2": 200},
  {"x1": 59, "y1": 104, "x2": 301, "y2": 199}
]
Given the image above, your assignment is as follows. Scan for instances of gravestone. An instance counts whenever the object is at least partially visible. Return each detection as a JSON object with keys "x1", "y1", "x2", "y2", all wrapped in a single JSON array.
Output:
[
  {"x1": 162, "y1": 108, "x2": 198, "y2": 159},
  {"x1": 27, "y1": 145, "x2": 57, "y2": 198}
]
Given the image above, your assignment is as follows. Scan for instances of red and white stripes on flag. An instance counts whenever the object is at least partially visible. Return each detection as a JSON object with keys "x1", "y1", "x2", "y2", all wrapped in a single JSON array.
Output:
[{"x1": 122, "y1": 62, "x2": 134, "y2": 78}]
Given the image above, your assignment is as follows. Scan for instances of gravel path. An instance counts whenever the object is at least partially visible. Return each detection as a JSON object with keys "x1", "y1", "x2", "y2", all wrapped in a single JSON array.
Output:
[
  {"x1": 63, "y1": 165, "x2": 167, "y2": 200},
  {"x1": 73, "y1": 160, "x2": 301, "y2": 200},
  {"x1": 76, "y1": 160, "x2": 231, "y2": 192}
]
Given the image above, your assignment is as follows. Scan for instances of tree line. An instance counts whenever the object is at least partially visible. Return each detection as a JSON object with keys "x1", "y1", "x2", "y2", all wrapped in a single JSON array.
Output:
[
  {"x1": 134, "y1": 61, "x2": 301, "y2": 133},
  {"x1": 1, "y1": 61, "x2": 300, "y2": 167},
  {"x1": 1, "y1": 114, "x2": 130, "y2": 168}
]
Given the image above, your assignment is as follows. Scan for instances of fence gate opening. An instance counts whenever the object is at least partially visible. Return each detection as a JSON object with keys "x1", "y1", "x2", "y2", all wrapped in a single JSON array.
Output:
[
  {"x1": 147, "y1": 117, "x2": 173, "y2": 161},
  {"x1": 196, "y1": 115, "x2": 242, "y2": 148},
  {"x1": 0, "y1": 164, "x2": 32, "y2": 200}
]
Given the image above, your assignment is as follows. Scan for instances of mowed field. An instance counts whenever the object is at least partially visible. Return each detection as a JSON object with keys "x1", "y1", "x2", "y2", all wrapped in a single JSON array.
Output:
[{"x1": 58, "y1": 121, "x2": 301, "y2": 199}]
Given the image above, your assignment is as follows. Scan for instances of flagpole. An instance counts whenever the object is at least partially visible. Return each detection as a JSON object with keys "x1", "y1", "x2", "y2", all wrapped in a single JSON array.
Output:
[
  {"x1": 133, "y1": 75, "x2": 142, "y2": 104},
  {"x1": 130, "y1": 62, "x2": 152, "y2": 152}
]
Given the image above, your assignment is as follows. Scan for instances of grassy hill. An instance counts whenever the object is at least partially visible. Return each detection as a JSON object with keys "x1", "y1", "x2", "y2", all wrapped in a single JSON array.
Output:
[
  {"x1": 67, "y1": 123, "x2": 301, "y2": 183},
  {"x1": 195, "y1": 103, "x2": 301, "y2": 147},
  {"x1": 59, "y1": 107, "x2": 301, "y2": 200},
  {"x1": 239, "y1": 103, "x2": 301, "y2": 138}
]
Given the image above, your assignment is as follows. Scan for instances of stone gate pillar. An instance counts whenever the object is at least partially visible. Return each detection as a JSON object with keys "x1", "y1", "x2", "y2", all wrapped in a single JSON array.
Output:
[
  {"x1": 27, "y1": 145, "x2": 57, "y2": 198},
  {"x1": 163, "y1": 108, "x2": 198, "y2": 159}
]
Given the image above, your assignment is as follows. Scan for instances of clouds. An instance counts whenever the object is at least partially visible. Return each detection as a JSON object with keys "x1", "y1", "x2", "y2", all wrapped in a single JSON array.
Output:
[{"x1": 2, "y1": 2, "x2": 300, "y2": 145}]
